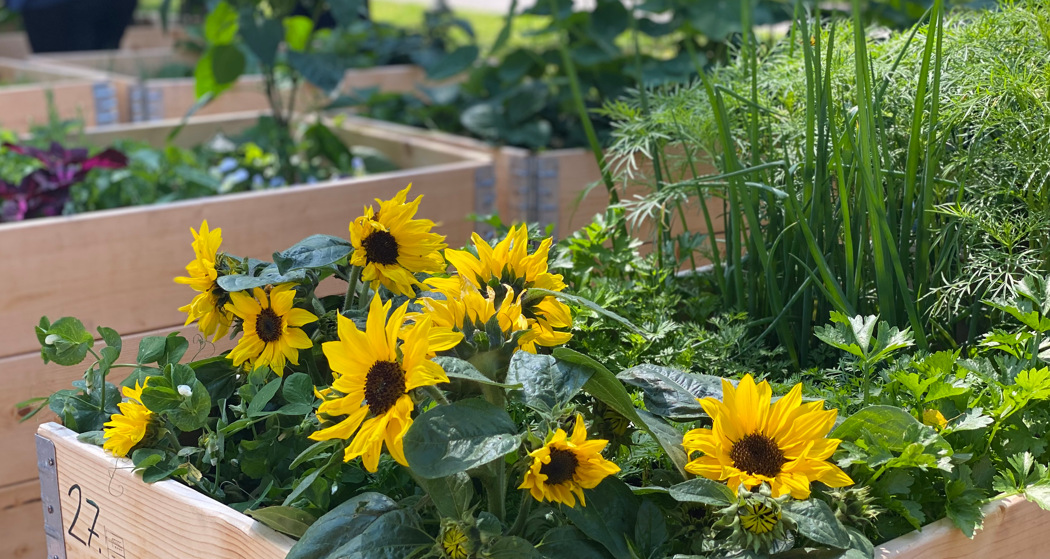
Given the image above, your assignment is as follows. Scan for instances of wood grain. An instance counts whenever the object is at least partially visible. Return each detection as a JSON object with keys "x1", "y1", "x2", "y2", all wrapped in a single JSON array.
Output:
[
  {"x1": 0, "y1": 58, "x2": 110, "y2": 133},
  {"x1": 38, "y1": 422, "x2": 293, "y2": 559},
  {"x1": 0, "y1": 112, "x2": 490, "y2": 359},
  {"x1": 0, "y1": 478, "x2": 47, "y2": 559},
  {"x1": 876, "y1": 496, "x2": 1050, "y2": 559}
]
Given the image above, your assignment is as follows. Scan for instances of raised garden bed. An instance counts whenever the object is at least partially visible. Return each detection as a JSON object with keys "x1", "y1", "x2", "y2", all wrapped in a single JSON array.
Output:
[
  {"x1": 0, "y1": 110, "x2": 494, "y2": 558},
  {"x1": 0, "y1": 57, "x2": 117, "y2": 131},
  {"x1": 35, "y1": 421, "x2": 1050, "y2": 559},
  {"x1": 29, "y1": 47, "x2": 435, "y2": 123}
]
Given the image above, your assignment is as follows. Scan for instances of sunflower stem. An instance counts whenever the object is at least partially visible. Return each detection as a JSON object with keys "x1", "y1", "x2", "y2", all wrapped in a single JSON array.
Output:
[
  {"x1": 422, "y1": 385, "x2": 450, "y2": 406},
  {"x1": 483, "y1": 460, "x2": 507, "y2": 522},
  {"x1": 343, "y1": 265, "x2": 362, "y2": 312},
  {"x1": 356, "y1": 281, "x2": 371, "y2": 311},
  {"x1": 507, "y1": 491, "x2": 533, "y2": 537}
]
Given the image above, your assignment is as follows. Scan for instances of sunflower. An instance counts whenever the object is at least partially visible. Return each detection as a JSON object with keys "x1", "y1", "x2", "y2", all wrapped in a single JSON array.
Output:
[
  {"x1": 103, "y1": 380, "x2": 154, "y2": 458},
  {"x1": 349, "y1": 184, "x2": 447, "y2": 297},
  {"x1": 440, "y1": 523, "x2": 473, "y2": 559},
  {"x1": 682, "y1": 374, "x2": 853, "y2": 500},
  {"x1": 438, "y1": 225, "x2": 572, "y2": 350},
  {"x1": 414, "y1": 276, "x2": 533, "y2": 351},
  {"x1": 174, "y1": 220, "x2": 234, "y2": 342},
  {"x1": 518, "y1": 414, "x2": 621, "y2": 507},
  {"x1": 225, "y1": 284, "x2": 317, "y2": 377},
  {"x1": 309, "y1": 294, "x2": 462, "y2": 472}
]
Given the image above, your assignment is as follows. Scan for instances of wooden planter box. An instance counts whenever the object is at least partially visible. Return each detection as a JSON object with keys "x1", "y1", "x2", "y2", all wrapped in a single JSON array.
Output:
[
  {"x1": 30, "y1": 421, "x2": 1050, "y2": 559},
  {"x1": 29, "y1": 47, "x2": 434, "y2": 123},
  {"x1": 0, "y1": 23, "x2": 184, "y2": 60},
  {"x1": 0, "y1": 111, "x2": 494, "y2": 558},
  {"x1": 0, "y1": 57, "x2": 119, "y2": 131},
  {"x1": 330, "y1": 115, "x2": 727, "y2": 243}
]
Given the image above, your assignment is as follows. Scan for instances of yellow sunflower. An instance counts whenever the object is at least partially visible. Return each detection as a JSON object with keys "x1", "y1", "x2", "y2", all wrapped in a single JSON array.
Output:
[
  {"x1": 415, "y1": 276, "x2": 542, "y2": 352},
  {"x1": 438, "y1": 225, "x2": 572, "y2": 350},
  {"x1": 103, "y1": 380, "x2": 154, "y2": 458},
  {"x1": 225, "y1": 284, "x2": 317, "y2": 377},
  {"x1": 174, "y1": 220, "x2": 234, "y2": 342},
  {"x1": 349, "y1": 184, "x2": 447, "y2": 297},
  {"x1": 309, "y1": 294, "x2": 463, "y2": 472},
  {"x1": 518, "y1": 414, "x2": 621, "y2": 507},
  {"x1": 682, "y1": 374, "x2": 853, "y2": 499}
]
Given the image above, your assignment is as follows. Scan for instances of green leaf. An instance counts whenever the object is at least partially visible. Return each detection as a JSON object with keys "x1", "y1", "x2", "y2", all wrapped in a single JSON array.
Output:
[
  {"x1": 195, "y1": 49, "x2": 232, "y2": 100},
  {"x1": 204, "y1": 0, "x2": 239, "y2": 45},
  {"x1": 506, "y1": 352, "x2": 593, "y2": 411},
  {"x1": 287, "y1": 51, "x2": 347, "y2": 92},
  {"x1": 414, "y1": 472, "x2": 474, "y2": 519},
  {"x1": 282, "y1": 15, "x2": 314, "y2": 52},
  {"x1": 433, "y1": 356, "x2": 521, "y2": 388},
  {"x1": 668, "y1": 478, "x2": 735, "y2": 506},
  {"x1": 286, "y1": 492, "x2": 397, "y2": 559},
  {"x1": 272, "y1": 235, "x2": 351, "y2": 275},
  {"x1": 217, "y1": 264, "x2": 307, "y2": 292},
  {"x1": 635, "y1": 410, "x2": 688, "y2": 475},
  {"x1": 211, "y1": 44, "x2": 246, "y2": 85},
  {"x1": 326, "y1": 510, "x2": 431, "y2": 558},
  {"x1": 141, "y1": 384, "x2": 182, "y2": 413},
  {"x1": 131, "y1": 449, "x2": 183, "y2": 483},
  {"x1": 403, "y1": 398, "x2": 519, "y2": 479},
  {"x1": 97, "y1": 327, "x2": 122, "y2": 357},
  {"x1": 38, "y1": 317, "x2": 94, "y2": 366},
  {"x1": 246, "y1": 506, "x2": 317, "y2": 538},
  {"x1": 537, "y1": 526, "x2": 610, "y2": 559},
  {"x1": 1025, "y1": 482, "x2": 1050, "y2": 511},
  {"x1": 240, "y1": 12, "x2": 282, "y2": 67},
  {"x1": 832, "y1": 406, "x2": 924, "y2": 451},
  {"x1": 617, "y1": 364, "x2": 722, "y2": 421},
  {"x1": 633, "y1": 499, "x2": 668, "y2": 558},
  {"x1": 487, "y1": 536, "x2": 543, "y2": 558},
  {"x1": 945, "y1": 479, "x2": 985, "y2": 537},
  {"x1": 248, "y1": 377, "x2": 283, "y2": 417},
  {"x1": 561, "y1": 478, "x2": 637, "y2": 559},
  {"x1": 423, "y1": 45, "x2": 479, "y2": 81},
  {"x1": 283, "y1": 373, "x2": 316, "y2": 406},
  {"x1": 783, "y1": 498, "x2": 851, "y2": 549}
]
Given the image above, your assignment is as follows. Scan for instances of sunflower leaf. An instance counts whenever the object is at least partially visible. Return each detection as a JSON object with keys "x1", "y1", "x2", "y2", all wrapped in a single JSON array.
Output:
[
  {"x1": 272, "y1": 234, "x2": 351, "y2": 275},
  {"x1": 783, "y1": 498, "x2": 851, "y2": 549},
  {"x1": 324, "y1": 510, "x2": 431, "y2": 558},
  {"x1": 433, "y1": 356, "x2": 521, "y2": 388},
  {"x1": 218, "y1": 264, "x2": 308, "y2": 292},
  {"x1": 527, "y1": 288, "x2": 649, "y2": 338},
  {"x1": 286, "y1": 492, "x2": 398, "y2": 559},
  {"x1": 414, "y1": 472, "x2": 474, "y2": 519},
  {"x1": 403, "y1": 398, "x2": 519, "y2": 479},
  {"x1": 506, "y1": 352, "x2": 593, "y2": 411},
  {"x1": 561, "y1": 477, "x2": 638, "y2": 559},
  {"x1": 617, "y1": 364, "x2": 723, "y2": 421},
  {"x1": 668, "y1": 478, "x2": 735, "y2": 506},
  {"x1": 245, "y1": 506, "x2": 317, "y2": 539}
]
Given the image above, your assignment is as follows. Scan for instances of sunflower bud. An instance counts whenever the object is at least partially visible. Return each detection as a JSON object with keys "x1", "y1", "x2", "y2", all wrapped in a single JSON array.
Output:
[{"x1": 716, "y1": 485, "x2": 794, "y2": 554}]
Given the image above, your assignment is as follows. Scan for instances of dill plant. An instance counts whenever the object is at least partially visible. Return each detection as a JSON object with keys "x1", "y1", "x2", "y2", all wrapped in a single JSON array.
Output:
[{"x1": 605, "y1": 0, "x2": 1050, "y2": 363}]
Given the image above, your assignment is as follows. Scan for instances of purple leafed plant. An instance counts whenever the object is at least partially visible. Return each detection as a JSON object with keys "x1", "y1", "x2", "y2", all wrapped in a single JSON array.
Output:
[{"x1": 0, "y1": 142, "x2": 128, "y2": 222}]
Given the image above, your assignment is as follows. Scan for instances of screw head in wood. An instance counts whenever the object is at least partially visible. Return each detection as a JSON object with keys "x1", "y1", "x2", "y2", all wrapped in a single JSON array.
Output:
[
  {"x1": 47, "y1": 505, "x2": 53, "y2": 513},
  {"x1": 48, "y1": 458, "x2": 54, "y2": 466}
]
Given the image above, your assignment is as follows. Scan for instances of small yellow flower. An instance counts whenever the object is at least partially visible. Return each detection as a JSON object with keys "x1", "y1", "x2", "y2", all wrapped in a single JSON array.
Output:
[
  {"x1": 922, "y1": 409, "x2": 948, "y2": 431},
  {"x1": 174, "y1": 220, "x2": 234, "y2": 341},
  {"x1": 437, "y1": 225, "x2": 572, "y2": 351},
  {"x1": 682, "y1": 374, "x2": 853, "y2": 500},
  {"x1": 349, "y1": 184, "x2": 447, "y2": 297},
  {"x1": 415, "y1": 276, "x2": 544, "y2": 352},
  {"x1": 518, "y1": 414, "x2": 621, "y2": 507},
  {"x1": 309, "y1": 295, "x2": 462, "y2": 472},
  {"x1": 225, "y1": 284, "x2": 317, "y2": 376},
  {"x1": 102, "y1": 380, "x2": 153, "y2": 458}
]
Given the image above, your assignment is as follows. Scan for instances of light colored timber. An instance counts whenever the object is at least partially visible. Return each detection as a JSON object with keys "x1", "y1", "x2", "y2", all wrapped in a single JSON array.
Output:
[
  {"x1": 0, "y1": 111, "x2": 492, "y2": 359},
  {"x1": 38, "y1": 422, "x2": 294, "y2": 559},
  {"x1": 0, "y1": 57, "x2": 112, "y2": 132},
  {"x1": 0, "y1": 478, "x2": 48, "y2": 558},
  {"x1": 876, "y1": 496, "x2": 1050, "y2": 558}
]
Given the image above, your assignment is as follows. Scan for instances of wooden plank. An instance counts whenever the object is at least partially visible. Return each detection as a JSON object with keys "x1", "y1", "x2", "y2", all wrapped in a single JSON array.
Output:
[
  {"x1": 0, "y1": 153, "x2": 487, "y2": 358},
  {"x1": 0, "y1": 325, "x2": 238, "y2": 488},
  {"x1": 877, "y1": 496, "x2": 1050, "y2": 558},
  {"x1": 38, "y1": 422, "x2": 293, "y2": 559},
  {"x1": 0, "y1": 58, "x2": 111, "y2": 132},
  {"x1": 0, "y1": 24, "x2": 181, "y2": 61},
  {"x1": 0, "y1": 478, "x2": 47, "y2": 559}
]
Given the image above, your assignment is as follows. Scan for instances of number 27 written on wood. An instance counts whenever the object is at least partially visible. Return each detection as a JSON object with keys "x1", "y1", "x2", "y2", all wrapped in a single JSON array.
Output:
[{"x1": 66, "y1": 483, "x2": 126, "y2": 558}]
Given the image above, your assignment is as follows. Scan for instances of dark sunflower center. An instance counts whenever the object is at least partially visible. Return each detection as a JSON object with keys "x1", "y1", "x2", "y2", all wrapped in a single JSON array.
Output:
[
  {"x1": 364, "y1": 360, "x2": 406, "y2": 415},
  {"x1": 255, "y1": 308, "x2": 283, "y2": 343},
  {"x1": 540, "y1": 448, "x2": 579, "y2": 485},
  {"x1": 730, "y1": 433, "x2": 787, "y2": 478},
  {"x1": 362, "y1": 230, "x2": 400, "y2": 266}
]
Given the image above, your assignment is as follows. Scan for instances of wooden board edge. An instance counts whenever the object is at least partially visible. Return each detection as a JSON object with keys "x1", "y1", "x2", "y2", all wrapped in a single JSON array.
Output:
[{"x1": 37, "y1": 422, "x2": 295, "y2": 558}]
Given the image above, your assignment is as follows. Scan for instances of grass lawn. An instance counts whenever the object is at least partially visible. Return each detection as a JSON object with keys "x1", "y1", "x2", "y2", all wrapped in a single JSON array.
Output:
[{"x1": 370, "y1": 1, "x2": 553, "y2": 53}]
